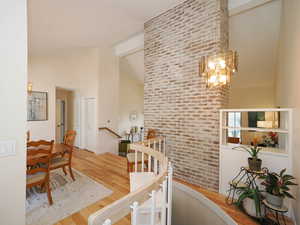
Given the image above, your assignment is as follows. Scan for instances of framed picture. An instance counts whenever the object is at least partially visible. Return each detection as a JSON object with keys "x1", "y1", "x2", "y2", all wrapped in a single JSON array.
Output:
[{"x1": 27, "y1": 91, "x2": 48, "y2": 121}]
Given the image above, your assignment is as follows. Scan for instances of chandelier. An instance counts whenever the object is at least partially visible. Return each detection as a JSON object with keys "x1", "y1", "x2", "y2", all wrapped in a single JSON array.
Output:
[{"x1": 199, "y1": 50, "x2": 238, "y2": 88}]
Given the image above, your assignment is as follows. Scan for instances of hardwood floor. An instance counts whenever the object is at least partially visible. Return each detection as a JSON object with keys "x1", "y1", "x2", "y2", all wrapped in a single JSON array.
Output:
[
  {"x1": 54, "y1": 149, "x2": 293, "y2": 225},
  {"x1": 54, "y1": 150, "x2": 131, "y2": 225}
]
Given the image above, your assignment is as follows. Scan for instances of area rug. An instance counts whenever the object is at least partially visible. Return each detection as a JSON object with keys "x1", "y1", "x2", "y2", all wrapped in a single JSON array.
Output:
[{"x1": 26, "y1": 169, "x2": 113, "y2": 225}]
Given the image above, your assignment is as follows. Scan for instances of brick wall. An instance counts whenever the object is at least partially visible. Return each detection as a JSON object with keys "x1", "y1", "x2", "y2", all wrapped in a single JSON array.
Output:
[{"x1": 144, "y1": 0, "x2": 229, "y2": 191}]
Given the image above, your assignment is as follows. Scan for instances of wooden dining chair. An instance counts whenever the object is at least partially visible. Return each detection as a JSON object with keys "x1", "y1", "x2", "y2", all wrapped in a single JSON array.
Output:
[
  {"x1": 49, "y1": 130, "x2": 77, "y2": 181},
  {"x1": 27, "y1": 140, "x2": 54, "y2": 205},
  {"x1": 63, "y1": 130, "x2": 76, "y2": 146},
  {"x1": 26, "y1": 130, "x2": 30, "y2": 142},
  {"x1": 49, "y1": 144, "x2": 75, "y2": 181}
]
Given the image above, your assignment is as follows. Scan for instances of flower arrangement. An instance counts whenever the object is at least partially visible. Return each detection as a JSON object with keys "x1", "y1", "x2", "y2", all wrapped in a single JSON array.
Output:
[{"x1": 262, "y1": 132, "x2": 278, "y2": 147}]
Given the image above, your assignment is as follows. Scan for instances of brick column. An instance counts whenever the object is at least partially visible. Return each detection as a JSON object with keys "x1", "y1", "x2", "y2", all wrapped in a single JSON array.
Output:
[{"x1": 144, "y1": 0, "x2": 229, "y2": 191}]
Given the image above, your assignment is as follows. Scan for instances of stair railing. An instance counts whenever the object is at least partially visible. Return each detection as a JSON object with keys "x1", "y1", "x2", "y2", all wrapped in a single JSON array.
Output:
[{"x1": 88, "y1": 136, "x2": 172, "y2": 225}]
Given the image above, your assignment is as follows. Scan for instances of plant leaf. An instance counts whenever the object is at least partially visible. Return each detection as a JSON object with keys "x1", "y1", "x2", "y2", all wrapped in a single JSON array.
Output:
[{"x1": 283, "y1": 191, "x2": 295, "y2": 199}]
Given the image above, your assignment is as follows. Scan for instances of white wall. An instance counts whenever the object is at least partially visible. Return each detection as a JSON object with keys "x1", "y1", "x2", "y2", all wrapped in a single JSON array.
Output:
[
  {"x1": 118, "y1": 57, "x2": 144, "y2": 137},
  {"x1": 28, "y1": 48, "x2": 99, "y2": 149},
  {"x1": 97, "y1": 47, "x2": 120, "y2": 154},
  {"x1": 276, "y1": 0, "x2": 300, "y2": 221},
  {"x1": 28, "y1": 47, "x2": 120, "y2": 154},
  {"x1": 229, "y1": 86, "x2": 275, "y2": 108},
  {"x1": 229, "y1": 0, "x2": 281, "y2": 108},
  {"x1": 0, "y1": 0, "x2": 27, "y2": 224}
]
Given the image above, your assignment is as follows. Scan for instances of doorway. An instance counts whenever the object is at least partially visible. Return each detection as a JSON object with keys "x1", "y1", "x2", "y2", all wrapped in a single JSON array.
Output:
[
  {"x1": 55, "y1": 88, "x2": 75, "y2": 143},
  {"x1": 56, "y1": 99, "x2": 66, "y2": 143}
]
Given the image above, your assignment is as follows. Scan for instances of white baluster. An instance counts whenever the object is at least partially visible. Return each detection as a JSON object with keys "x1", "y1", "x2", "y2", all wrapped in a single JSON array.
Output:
[
  {"x1": 167, "y1": 163, "x2": 173, "y2": 225},
  {"x1": 102, "y1": 219, "x2": 111, "y2": 225},
  {"x1": 168, "y1": 163, "x2": 173, "y2": 225},
  {"x1": 163, "y1": 137, "x2": 166, "y2": 156},
  {"x1": 150, "y1": 190, "x2": 156, "y2": 225},
  {"x1": 148, "y1": 155, "x2": 151, "y2": 172},
  {"x1": 159, "y1": 139, "x2": 162, "y2": 153},
  {"x1": 131, "y1": 201, "x2": 139, "y2": 225},
  {"x1": 161, "y1": 179, "x2": 167, "y2": 225},
  {"x1": 134, "y1": 149, "x2": 138, "y2": 172},
  {"x1": 153, "y1": 141, "x2": 158, "y2": 174},
  {"x1": 142, "y1": 152, "x2": 145, "y2": 172},
  {"x1": 148, "y1": 140, "x2": 151, "y2": 172}
]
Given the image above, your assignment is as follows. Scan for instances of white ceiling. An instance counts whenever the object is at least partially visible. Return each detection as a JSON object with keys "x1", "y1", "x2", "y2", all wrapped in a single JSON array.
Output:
[
  {"x1": 28, "y1": 0, "x2": 187, "y2": 54},
  {"x1": 28, "y1": 0, "x2": 255, "y2": 54}
]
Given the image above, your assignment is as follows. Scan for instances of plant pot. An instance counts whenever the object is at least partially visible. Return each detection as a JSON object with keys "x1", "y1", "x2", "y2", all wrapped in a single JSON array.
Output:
[
  {"x1": 242, "y1": 197, "x2": 265, "y2": 218},
  {"x1": 266, "y1": 193, "x2": 283, "y2": 208},
  {"x1": 248, "y1": 157, "x2": 262, "y2": 171}
]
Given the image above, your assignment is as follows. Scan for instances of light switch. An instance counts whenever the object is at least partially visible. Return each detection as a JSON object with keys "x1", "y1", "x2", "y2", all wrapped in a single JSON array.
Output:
[{"x1": 0, "y1": 140, "x2": 16, "y2": 157}]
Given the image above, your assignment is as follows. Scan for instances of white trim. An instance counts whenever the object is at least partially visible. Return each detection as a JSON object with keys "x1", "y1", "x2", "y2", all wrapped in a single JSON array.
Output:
[
  {"x1": 221, "y1": 144, "x2": 288, "y2": 158},
  {"x1": 229, "y1": 0, "x2": 275, "y2": 17},
  {"x1": 220, "y1": 108, "x2": 292, "y2": 112},
  {"x1": 114, "y1": 33, "x2": 144, "y2": 57},
  {"x1": 222, "y1": 126, "x2": 288, "y2": 133}
]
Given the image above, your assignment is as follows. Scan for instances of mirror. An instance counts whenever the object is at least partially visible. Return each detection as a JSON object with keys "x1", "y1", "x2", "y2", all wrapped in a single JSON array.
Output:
[
  {"x1": 226, "y1": 111, "x2": 279, "y2": 129},
  {"x1": 226, "y1": 111, "x2": 282, "y2": 149}
]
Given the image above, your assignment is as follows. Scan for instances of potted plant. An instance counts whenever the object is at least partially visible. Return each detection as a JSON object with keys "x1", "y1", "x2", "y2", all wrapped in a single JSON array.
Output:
[
  {"x1": 234, "y1": 145, "x2": 262, "y2": 171},
  {"x1": 261, "y1": 169, "x2": 297, "y2": 208},
  {"x1": 236, "y1": 186, "x2": 265, "y2": 218}
]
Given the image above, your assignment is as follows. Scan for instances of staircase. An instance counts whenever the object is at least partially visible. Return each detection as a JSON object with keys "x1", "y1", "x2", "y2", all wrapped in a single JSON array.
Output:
[{"x1": 88, "y1": 137, "x2": 173, "y2": 225}]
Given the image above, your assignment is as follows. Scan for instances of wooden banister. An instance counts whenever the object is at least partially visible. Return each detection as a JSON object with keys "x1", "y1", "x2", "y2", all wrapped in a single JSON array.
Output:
[{"x1": 99, "y1": 127, "x2": 122, "y2": 138}]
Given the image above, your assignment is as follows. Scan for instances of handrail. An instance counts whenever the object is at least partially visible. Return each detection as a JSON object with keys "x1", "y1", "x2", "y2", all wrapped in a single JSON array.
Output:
[
  {"x1": 99, "y1": 127, "x2": 122, "y2": 139},
  {"x1": 88, "y1": 136, "x2": 172, "y2": 225}
]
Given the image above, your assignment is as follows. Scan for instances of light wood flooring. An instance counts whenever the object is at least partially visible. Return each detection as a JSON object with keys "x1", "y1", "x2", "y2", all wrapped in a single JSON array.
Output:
[{"x1": 54, "y1": 149, "x2": 293, "y2": 225}]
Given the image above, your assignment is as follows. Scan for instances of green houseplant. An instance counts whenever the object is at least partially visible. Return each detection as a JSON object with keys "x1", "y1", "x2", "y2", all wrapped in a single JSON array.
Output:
[
  {"x1": 236, "y1": 186, "x2": 265, "y2": 218},
  {"x1": 234, "y1": 145, "x2": 262, "y2": 171},
  {"x1": 261, "y1": 169, "x2": 297, "y2": 208}
]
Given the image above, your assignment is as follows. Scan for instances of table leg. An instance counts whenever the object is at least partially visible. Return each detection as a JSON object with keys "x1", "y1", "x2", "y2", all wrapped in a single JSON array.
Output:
[
  {"x1": 275, "y1": 212, "x2": 280, "y2": 225},
  {"x1": 282, "y1": 213, "x2": 287, "y2": 225}
]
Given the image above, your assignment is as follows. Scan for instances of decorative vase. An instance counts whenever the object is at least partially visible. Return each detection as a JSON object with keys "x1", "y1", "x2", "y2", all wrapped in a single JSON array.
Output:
[
  {"x1": 242, "y1": 197, "x2": 265, "y2": 218},
  {"x1": 248, "y1": 157, "x2": 262, "y2": 171},
  {"x1": 266, "y1": 193, "x2": 283, "y2": 208}
]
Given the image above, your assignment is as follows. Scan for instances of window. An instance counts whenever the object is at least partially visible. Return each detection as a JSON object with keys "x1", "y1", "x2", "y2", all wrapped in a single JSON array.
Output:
[{"x1": 228, "y1": 112, "x2": 241, "y2": 138}]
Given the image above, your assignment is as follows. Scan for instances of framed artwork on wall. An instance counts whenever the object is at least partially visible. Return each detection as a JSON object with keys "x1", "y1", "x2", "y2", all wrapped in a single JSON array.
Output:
[{"x1": 27, "y1": 91, "x2": 48, "y2": 121}]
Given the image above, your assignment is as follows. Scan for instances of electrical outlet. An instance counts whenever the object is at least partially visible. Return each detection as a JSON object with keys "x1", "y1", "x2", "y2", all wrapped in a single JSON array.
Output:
[{"x1": 0, "y1": 140, "x2": 16, "y2": 157}]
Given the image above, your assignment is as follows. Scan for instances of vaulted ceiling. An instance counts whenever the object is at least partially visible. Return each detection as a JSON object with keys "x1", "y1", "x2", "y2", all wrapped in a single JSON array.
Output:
[
  {"x1": 28, "y1": 0, "x2": 187, "y2": 54},
  {"x1": 28, "y1": 0, "x2": 250, "y2": 54}
]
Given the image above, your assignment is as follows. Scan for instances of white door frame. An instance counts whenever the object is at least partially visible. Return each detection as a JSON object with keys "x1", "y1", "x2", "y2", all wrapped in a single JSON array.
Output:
[
  {"x1": 81, "y1": 97, "x2": 97, "y2": 152},
  {"x1": 55, "y1": 86, "x2": 82, "y2": 148}
]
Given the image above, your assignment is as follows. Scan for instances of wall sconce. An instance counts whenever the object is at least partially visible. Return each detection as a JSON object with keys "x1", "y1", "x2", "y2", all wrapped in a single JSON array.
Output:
[
  {"x1": 27, "y1": 82, "x2": 33, "y2": 94},
  {"x1": 199, "y1": 50, "x2": 238, "y2": 88}
]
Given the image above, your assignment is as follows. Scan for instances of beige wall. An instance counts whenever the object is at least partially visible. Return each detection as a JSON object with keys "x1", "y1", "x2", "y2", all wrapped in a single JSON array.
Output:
[
  {"x1": 28, "y1": 48, "x2": 99, "y2": 143},
  {"x1": 229, "y1": 86, "x2": 275, "y2": 108},
  {"x1": 0, "y1": 0, "x2": 27, "y2": 224},
  {"x1": 28, "y1": 47, "x2": 120, "y2": 154},
  {"x1": 98, "y1": 47, "x2": 120, "y2": 154},
  {"x1": 229, "y1": 1, "x2": 281, "y2": 108},
  {"x1": 118, "y1": 56, "x2": 144, "y2": 137},
  {"x1": 276, "y1": 0, "x2": 300, "y2": 221}
]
